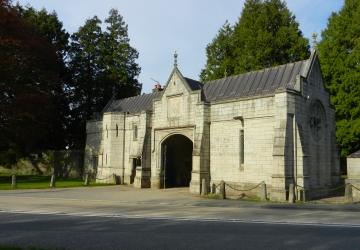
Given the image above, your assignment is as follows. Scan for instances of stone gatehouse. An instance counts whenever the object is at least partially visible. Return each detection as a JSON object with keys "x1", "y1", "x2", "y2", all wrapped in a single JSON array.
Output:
[{"x1": 84, "y1": 51, "x2": 340, "y2": 201}]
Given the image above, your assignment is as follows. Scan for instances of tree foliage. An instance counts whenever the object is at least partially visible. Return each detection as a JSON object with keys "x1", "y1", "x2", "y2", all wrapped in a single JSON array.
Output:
[
  {"x1": 318, "y1": 0, "x2": 360, "y2": 157},
  {"x1": 199, "y1": 21, "x2": 235, "y2": 81},
  {"x1": 0, "y1": 1, "x2": 66, "y2": 165},
  {"x1": 15, "y1": 4, "x2": 69, "y2": 61},
  {"x1": 16, "y1": 4, "x2": 71, "y2": 149},
  {"x1": 68, "y1": 9, "x2": 141, "y2": 148},
  {"x1": 103, "y1": 9, "x2": 141, "y2": 99},
  {"x1": 201, "y1": 0, "x2": 310, "y2": 82},
  {"x1": 0, "y1": 2, "x2": 141, "y2": 162}
]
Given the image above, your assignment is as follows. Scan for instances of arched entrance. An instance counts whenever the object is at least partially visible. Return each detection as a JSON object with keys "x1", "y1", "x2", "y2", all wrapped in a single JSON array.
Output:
[{"x1": 161, "y1": 134, "x2": 193, "y2": 188}]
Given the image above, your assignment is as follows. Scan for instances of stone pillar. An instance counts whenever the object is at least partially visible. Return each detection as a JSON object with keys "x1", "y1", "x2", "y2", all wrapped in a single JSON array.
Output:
[
  {"x1": 298, "y1": 188, "x2": 307, "y2": 202},
  {"x1": 11, "y1": 175, "x2": 16, "y2": 189},
  {"x1": 288, "y1": 183, "x2": 295, "y2": 203},
  {"x1": 84, "y1": 173, "x2": 90, "y2": 186},
  {"x1": 49, "y1": 174, "x2": 56, "y2": 188},
  {"x1": 134, "y1": 167, "x2": 151, "y2": 188},
  {"x1": 151, "y1": 175, "x2": 161, "y2": 189},
  {"x1": 260, "y1": 182, "x2": 267, "y2": 201},
  {"x1": 189, "y1": 155, "x2": 201, "y2": 194},
  {"x1": 211, "y1": 183, "x2": 216, "y2": 194},
  {"x1": 271, "y1": 94, "x2": 289, "y2": 201},
  {"x1": 113, "y1": 174, "x2": 121, "y2": 185},
  {"x1": 201, "y1": 178, "x2": 208, "y2": 195},
  {"x1": 345, "y1": 183, "x2": 353, "y2": 203},
  {"x1": 220, "y1": 180, "x2": 226, "y2": 199}
]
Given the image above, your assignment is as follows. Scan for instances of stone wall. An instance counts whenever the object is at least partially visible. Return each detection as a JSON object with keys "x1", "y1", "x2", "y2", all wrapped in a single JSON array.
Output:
[
  {"x1": 347, "y1": 157, "x2": 360, "y2": 200},
  {"x1": 98, "y1": 113, "x2": 126, "y2": 182},
  {"x1": 92, "y1": 111, "x2": 151, "y2": 184},
  {"x1": 209, "y1": 96, "x2": 275, "y2": 193},
  {"x1": 84, "y1": 119, "x2": 103, "y2": 176},
  {"x1": 293, "y1": 59, "x2": 340, "y2": 199},
  {"x1": 84, "y1": 54, "x2": 340, "y2": 201},
  {"x1": 122, "y1": 112, "x2": 148, "y2": 185},
  {"x1": 150, "y1": 69, "x2": 204, "y2": 191}
]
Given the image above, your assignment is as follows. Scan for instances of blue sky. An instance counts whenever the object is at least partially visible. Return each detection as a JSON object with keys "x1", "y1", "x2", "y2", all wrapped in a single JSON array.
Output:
[{"x1": 17, "y1": 0, "x2": 343, "y2": 93}]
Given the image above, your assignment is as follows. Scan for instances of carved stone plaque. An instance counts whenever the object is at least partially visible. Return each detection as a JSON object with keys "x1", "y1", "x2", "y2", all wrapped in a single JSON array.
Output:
[{"x1": 167, "y1": 96, "x2": 183, "y2": 118}]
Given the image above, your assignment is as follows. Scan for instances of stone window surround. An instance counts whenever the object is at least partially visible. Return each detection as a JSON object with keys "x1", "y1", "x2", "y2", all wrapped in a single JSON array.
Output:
[
  {"x1": 133, "y1": 124, "x2": 138, "y2": 141},
  {"x1": 234, "y1": 116, "x2": 245, "y2": 171}
]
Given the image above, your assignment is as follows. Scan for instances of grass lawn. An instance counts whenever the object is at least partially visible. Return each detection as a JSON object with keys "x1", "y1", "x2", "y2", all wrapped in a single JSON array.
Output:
[{"x1": 0, "y1": 175, "x2": 113, "y2": 190}]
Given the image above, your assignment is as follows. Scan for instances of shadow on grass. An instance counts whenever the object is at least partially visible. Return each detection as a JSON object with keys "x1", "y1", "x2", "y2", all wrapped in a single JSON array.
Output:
[
  {"x1": 0, "y1": 175, "x2": 113, "y2": 190},
  {"x1": 0, "y1": 246, "x2": 62, "y2": 250}
]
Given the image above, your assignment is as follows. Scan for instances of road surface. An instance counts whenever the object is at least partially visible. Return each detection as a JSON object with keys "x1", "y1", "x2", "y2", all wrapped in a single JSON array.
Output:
[{"x1": 0, "y1": 186, "x2": 359, "y2": 249}]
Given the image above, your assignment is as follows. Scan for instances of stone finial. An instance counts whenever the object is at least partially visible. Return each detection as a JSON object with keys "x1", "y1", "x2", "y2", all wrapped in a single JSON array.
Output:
[
  {"x1": 174, "y1": 50, "x2": 178, "y2": 67},
  {"x1": 312, "y1": 32, "x2": 318, "y2": 49}
]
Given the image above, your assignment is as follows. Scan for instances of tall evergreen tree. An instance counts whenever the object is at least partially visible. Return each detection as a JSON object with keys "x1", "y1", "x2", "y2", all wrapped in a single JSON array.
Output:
[
  {"x1": 68, "y1": 9, "x2": 141, "y2": 148},
  {"x1": 102, "y1": 9, "x2": 141, "y2": 99},
  {"x1": 68, "y1": 16, "x2": 104, "y2": 148},
  {"x1": 318, "y1": 0, "x2": 360, "y2": 158},
  {"x1": 200, "y1": 21, "x2": 234, "y2": 81},
  {"x1": 201, "y1": 0, "x2": 310, "y2": 82}
]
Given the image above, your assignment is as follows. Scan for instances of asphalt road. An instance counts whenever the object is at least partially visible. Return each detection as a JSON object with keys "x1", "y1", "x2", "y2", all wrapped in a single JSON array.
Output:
[
  {"x1": 1, "y1": 186, "x2": 360, "y2": 227},
  {"x1": 0, "y1": 212, "x2": 360, "y2": 250},
  {"x1": 1, "y1": 186, "x2": 360, "y2": 249}
]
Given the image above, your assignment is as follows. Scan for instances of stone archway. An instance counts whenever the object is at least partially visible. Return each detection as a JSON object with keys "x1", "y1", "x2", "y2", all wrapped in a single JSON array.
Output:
[{"x1": 161, "y1": 134, "x2": 193, "y2": 188}]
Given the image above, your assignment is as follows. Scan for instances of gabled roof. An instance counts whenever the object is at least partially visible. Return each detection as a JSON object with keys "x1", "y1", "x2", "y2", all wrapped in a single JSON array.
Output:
[
  {"x1": 183, "y1": 77, "x2": 203, "y2": 90},
  {"x1": 103, "y1": 52, "x2": 317, "y2": 114}
]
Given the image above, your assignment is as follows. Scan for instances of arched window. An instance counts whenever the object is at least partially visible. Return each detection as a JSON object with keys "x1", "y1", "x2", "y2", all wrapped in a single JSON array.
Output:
[
  {"x1": 240, "y1": 129, "x2": 244, "y2": 166},
  {"x1": 133, "y1": 124, "x2": 138, "y2": 140},
  {"x1": 234, "y1": 116, "x2": 244, "y2": 170}
]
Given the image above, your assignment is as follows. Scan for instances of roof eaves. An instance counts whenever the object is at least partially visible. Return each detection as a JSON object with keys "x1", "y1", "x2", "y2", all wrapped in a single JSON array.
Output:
[{"x1": 348, "y1": 150, "x2": 360, "y2": 158}]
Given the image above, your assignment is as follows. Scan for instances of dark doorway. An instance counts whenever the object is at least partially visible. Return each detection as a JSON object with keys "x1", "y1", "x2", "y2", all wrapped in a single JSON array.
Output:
[{"x1": 161, "y1": 134, "x2": 193, "y2": 188}]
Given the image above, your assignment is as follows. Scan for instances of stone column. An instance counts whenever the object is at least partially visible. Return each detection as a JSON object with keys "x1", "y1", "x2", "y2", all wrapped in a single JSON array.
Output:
[
  {"x1": 190, "y1": 154, "x2": 201, "y2": 194},
  {"x1": 201, "y1": 178, "x2": 208, "y2": 195},
  {"x1": 260, "y1": 182, "x2": 267, "y2": 201},
  {"x1": 271, "y1": 117, "x2": 289, "y2": 201},
  {"x1": 271, "y1": 93, "x2": 292, "y2": 201},
  {"x1": 11, "y1": 175, "x2": 16, "y2": 189}
]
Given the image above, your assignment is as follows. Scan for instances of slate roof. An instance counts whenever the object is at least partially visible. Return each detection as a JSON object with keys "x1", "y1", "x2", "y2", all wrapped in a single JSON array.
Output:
[
  {"x1": 104, "y1": 57, "x2": 311, "y2": 114},
  {"x1": 104, "y1": 91, "x2": 163, "y2": 113},
  {"x1": 203, "y1": 60, "x2": 307, "y2": 102},
  {"x1": 184, "y1": 77, "x2": 203, "y2": 90},
  {"x1": 348, "y1": 150, "x2": 360, "y2": 158}
]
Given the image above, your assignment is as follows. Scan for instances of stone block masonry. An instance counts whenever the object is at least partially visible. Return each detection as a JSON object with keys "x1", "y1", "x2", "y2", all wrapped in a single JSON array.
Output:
[{"x1": 84, "y1": 51, "x2": 340, "y2": 201}]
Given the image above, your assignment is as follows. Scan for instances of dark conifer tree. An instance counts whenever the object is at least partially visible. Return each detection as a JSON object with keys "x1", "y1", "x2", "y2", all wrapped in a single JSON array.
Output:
[
  {"x1": 68, "y1": 9, "x2": 141, "y2": 148},
  {"x1": 201, "y1": 0, "x2": 309, "y2": 82},
  {"x1": 318, "y1": 0, "x2": 360, "y2": 157},
  {"x1": 102, "y1": 9, "x2": 141, "y2": 99}
]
